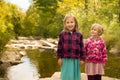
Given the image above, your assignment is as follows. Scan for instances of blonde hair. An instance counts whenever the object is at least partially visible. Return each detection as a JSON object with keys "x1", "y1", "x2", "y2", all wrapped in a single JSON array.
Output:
[
  {"x1": 63, "y1": 14, "x2": 78, "y2": 32},
  {"x1": 91, "y1": 23, "x2": 103, "y2": 36}
]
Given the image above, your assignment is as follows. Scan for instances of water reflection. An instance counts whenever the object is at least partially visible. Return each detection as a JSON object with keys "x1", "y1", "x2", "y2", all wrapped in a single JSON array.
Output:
[
  {"x1": 27, "y1": 50, "x2": 60, "y2": 78},
  {"x1": 7, "y1": 56, "x2": 40, "y2": 80}
]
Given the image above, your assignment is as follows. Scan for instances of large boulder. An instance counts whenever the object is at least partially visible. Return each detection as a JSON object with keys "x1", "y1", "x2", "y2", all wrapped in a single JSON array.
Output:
[{"x1": 0, "y1": 50, "x2": 26, "y2": 64}]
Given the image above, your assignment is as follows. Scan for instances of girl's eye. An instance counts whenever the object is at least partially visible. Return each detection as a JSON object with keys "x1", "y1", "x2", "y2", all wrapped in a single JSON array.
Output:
[
  {"x1": 66, "y1": 22, "x2": 69, "y2": 24},
  {"x1": 92, "y1": 28, "x2": 96, "y2": 31}
]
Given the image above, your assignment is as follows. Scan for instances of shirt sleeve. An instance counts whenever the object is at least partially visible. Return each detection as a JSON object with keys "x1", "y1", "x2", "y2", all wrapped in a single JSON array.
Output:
[
  {"x1": 57, "y1": 33, "x2": 63, "y2": 59},
  {"x1": 83, "y1": 39, "x2": 88, "y2": 60},
  {"x1": 102, "y1": 41, "x2": 107, "y2": 64},
  {"x1": 79, "y1": 34, "x2": 85, "y2": 61}
]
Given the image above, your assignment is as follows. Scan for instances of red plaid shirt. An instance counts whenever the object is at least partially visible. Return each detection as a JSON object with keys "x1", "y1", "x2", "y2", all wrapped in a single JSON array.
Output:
[{"x1": 57, "y1": 31, "x2": 85, "y2": 60}]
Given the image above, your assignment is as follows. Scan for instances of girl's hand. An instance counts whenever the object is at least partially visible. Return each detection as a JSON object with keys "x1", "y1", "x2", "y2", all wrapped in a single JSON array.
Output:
[
  {"x1": 58, "y1": 58, "x2": 62, "y2": 66},
  {"x1": 80, "y1": 60, "x2": 84, "y2": 66}
]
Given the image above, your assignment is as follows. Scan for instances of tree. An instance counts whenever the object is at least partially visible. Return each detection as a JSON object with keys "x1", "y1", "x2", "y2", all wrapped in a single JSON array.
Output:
[
  {"x1": 29, "y1": 0, "x2": 62, "y2": 38},
  {"x1": 0, "y1": 1, "x2": 25, "y2": 52}
]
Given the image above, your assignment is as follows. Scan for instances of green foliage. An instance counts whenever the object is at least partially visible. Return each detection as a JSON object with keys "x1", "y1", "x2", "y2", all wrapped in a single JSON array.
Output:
[
  {"x1": 25, "y1": 0, "x2": 63, "y2": 38},
  {"x1": 0, "y1": 33, "x2": 9, "y2": 51},
  {"x1": 103, "y1": 15, "x2": 120, "y2": 50},
  {"x1": 0, "y1": 0, "x2": 119, "y2": 55},
  {"x1": 33, "y1": 0, "x2": 59, "y2": 15},
  {"x1": 25, "y1": 0, "x2": 119, "y2": 49},
  {"x1": 0, "y1": 1, "x2": 25, "y2": 52},
  {"x1": 21, "y1": 14, "x2": 38, "y2": 36}
]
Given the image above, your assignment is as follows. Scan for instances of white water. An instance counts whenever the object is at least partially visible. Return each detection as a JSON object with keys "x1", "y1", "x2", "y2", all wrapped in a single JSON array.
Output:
[{"x1": 7, "y1": 57, "x2": 40, "y2": 80}]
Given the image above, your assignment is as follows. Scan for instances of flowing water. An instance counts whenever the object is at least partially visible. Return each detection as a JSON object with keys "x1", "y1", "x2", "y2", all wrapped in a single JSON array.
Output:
[
  {"x1": 7, "y1": 56, "x2": 40, "y2": 80},
  {"x1": 6, "y1": 49, "x2": 59, "y2": 80}
]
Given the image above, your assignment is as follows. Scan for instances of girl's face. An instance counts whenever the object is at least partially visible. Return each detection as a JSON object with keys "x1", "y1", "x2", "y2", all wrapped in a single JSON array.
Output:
[
  {"x1": 90, "y1": 26, "x2": 99, "y2": 37},
  {"x1": 65, "y1": 17, "x2": 75, "y2": 32}
]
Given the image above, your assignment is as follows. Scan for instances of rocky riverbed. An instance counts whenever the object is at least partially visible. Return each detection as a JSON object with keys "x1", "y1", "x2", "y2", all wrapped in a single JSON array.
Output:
[{"x1": 40, "y1": 72, "x2": 120, "y2": 80}]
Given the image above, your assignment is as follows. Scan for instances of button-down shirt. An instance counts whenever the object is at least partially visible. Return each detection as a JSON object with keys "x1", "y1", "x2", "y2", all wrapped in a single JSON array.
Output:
[{"x1": 57, "y1": 31, "x2": 84, "y2": 60}]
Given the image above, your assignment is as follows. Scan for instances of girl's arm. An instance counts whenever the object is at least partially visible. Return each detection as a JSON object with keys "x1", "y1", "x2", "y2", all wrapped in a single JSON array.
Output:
[
  {"x1": 57, "y1": 33, "x2": 63, "y2": 59},
  {"x1": 80, "y1": 60, "x2": 84, "y2": 66},
  {"x1": 58, "y1": 58, "x2": 62, "y2": 66},
  {"x1": 79, "y1": 34, "x2": 86, "y2": 61},
  {"x1": 102, "y1": 41, "x2": 107, "y2": 65}
]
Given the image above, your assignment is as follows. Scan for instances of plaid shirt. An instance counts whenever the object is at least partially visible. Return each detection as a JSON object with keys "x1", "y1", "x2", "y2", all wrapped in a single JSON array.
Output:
[{"x1": 57, "y1": 31, "x2": 85, "y2": 60}]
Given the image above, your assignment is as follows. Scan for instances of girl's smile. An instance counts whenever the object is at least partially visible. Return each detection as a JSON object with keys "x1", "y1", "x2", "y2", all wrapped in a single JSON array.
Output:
[
  {"x1": 65, "y1": 17, "x2": 75, "y2": 31},
  {"x1": 90, "y1": 27, "x2": 99, "y2": 38}
]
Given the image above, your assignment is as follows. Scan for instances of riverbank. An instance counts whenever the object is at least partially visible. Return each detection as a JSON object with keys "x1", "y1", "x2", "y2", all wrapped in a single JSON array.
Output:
[
  {"x1": 40, "y1": 72, "x2": 120, "y2": 80},
  {"x1": 0, "y1": 72, "x2": 119, "y2": 80}
]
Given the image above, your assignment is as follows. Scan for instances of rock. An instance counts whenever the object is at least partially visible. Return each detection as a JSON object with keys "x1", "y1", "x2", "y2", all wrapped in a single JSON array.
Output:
[
  {"x1": 109, "y1": 48, "x2": 120, "y2": 54},
  {"x1": 1, "y1": 50, "x2": 26, "y2": 65},
  {"x1": 51, "y1": 72, "x2": 61, "y2": 80},
  {"x1": 50, "y1": 72, "x2": 120, "y2": 80}
]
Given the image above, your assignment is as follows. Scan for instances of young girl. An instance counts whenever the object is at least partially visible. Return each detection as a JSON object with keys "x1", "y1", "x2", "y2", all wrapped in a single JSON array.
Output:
[
  {"x1": 84, "y1": 23, "x2": 107, "y2": 80},
  {"x1": 57, "y1": 14, "x2": 85, "y2": 80}
]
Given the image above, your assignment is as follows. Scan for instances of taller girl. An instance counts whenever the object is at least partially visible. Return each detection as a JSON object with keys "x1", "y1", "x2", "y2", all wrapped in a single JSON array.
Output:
[
  {"x1": 85, "y1": 23, "x2": 107, "y2": 80},
  {"x1": 57, "y1": 14, "x2": 85, "y2": 80}
]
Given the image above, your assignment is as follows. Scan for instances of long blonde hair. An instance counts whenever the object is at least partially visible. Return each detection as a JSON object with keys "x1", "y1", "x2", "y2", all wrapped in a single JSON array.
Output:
[{"x1": 63, "y1": 14, "x2": 79, "y2": 32}]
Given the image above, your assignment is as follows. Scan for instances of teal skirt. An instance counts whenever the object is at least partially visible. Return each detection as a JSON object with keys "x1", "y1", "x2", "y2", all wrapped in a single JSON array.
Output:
[{"x1": 60, "y1": 58, "x2": 81, "y2": 80}]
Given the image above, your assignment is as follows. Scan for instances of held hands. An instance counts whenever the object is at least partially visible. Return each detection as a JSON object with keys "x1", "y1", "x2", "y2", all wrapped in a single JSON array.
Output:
[{"x1": 58, "y1": 58, "x2": 62, "y2": 66}]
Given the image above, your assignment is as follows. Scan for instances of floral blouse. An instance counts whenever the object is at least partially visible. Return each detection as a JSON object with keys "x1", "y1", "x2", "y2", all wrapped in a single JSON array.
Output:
[{"x1": 84, "y1": 37, "x2": 107, "y2": 64}]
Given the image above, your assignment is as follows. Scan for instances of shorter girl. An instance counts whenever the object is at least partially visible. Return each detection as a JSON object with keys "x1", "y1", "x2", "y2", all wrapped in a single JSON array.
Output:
[
  {"x1": 84, "y1": 23, "x2": 107, "y2": 80},
  {"x1": 57, "y1": 14, "x2": 85, "y2": 80}
]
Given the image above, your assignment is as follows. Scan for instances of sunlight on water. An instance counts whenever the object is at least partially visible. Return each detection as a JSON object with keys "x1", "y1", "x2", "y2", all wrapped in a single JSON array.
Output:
[{"x1": 7, "y1": 57, "x2": 40, "y2": 80}]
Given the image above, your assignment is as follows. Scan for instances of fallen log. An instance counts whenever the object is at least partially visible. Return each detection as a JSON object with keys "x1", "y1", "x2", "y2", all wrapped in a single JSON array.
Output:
[{"x1": 40, "y1": 40, "x2": 57, "y2": 48}]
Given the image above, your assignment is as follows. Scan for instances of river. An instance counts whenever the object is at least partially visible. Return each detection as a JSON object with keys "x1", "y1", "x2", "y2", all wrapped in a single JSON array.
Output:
[
  {"x1": 6, "y1": 49, "x2": 59, "y2": 80},
  {"x1": 7, "y1": 56, "x2": 40, "y2": 80}
]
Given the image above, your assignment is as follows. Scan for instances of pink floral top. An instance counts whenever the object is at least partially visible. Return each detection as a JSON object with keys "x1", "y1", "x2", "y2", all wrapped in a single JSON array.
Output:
[{"x1": 84, "y1": 37, "x2": 107, "y2": 64}]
